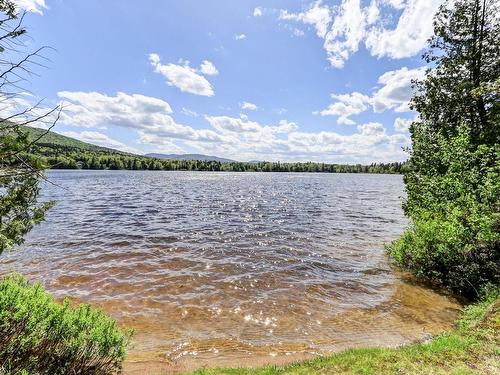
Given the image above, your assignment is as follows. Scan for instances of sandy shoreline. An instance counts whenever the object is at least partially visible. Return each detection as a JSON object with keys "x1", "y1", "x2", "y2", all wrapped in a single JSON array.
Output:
[
  {"x1": 120, "y1": 279, "x2": 461, "y2": 374},
  {"x1": 123, "y1": 352, "x2": 316, "y2": 375}
]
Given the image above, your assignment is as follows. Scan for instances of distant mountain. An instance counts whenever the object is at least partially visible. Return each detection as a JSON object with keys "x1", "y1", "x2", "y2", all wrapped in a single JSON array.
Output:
[
  {"x1": 247, "y1": 160, "x2": 265, "y2": 164},
  {"x1": 145, "y1": 153, "x2": 237, "y2": 163},
  {"x1": 20, "y1": 127, "x2": 236, "y2": 163}
]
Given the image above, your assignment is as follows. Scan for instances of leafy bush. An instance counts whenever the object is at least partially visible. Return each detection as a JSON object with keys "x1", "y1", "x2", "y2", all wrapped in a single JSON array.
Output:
[
  {"x1": 0, "y1": 274, "x2": 131, "y2": 374},
  {"x1": 388, "y1": 129, "x2": 500, "y2": 298},
  {"x1": 389, "y1": 0, "x2": 499, "y2": 300}
]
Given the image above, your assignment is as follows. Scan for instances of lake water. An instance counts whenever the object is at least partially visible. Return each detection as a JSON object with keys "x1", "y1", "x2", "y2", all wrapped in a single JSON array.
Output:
[{"x1": 0, "y1": 171, "x2": 460, "y2": 373}]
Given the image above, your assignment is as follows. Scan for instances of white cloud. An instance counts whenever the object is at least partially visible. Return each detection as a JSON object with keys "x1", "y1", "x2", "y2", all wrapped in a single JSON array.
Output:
[
  {"x1": 281, "y1": 0, "x2": 364, "y2": 67},
  {"x1": 206, "y1": 116, "x2": 265, "y2": 134},
  {"x1": 323, "y1": 0, "x2": 366, "y2": 68},
  {"x1": 383, "y1": 0, "x2": 407, "y2": 9},
  {"x1": 394, "y1": 117, "x2": 413, "y2": 132},
  {"x1": 181, "y1": 107, "x2": 199, "y2": 117},
  {"x1": 276, "y1": 119, "x2": 298, "y2": 133},
  {"x1": 0, "y1": 92, "x2": 60, "y2": 129},
  {"x1": 280, "y1": 1, "x2": 331, "y2": 38},
  {"x1": 57, "y1": 91, "x2": 222, "y2": 147},
  {"x1": 149, "y1": 53, "x2": 215, "y2": 96},
  {"x1": 319, "y1": 66, "x2": 424, "y2": 121},
  {"x1": 57, "y1": 90, "x2": 409, "y2": 163},
  {"x1": 280, "y1": 122, "x2": 408, "y2": 162},
  {"x1": 12, "y1": 0, "x2": 46, "y2": 14},
  {"x1": 253, "y1": 7, "x2": 263, "y2": 17},
  {"x1": 357, "y1": 121, "x2": 385, "y2": 136},
  {"x1": 280, "y1": 0, "x2": 443, "y2": 68},
  {"x1": 205, "y1": 116, "x2": 298, "y2": 140},
  {"x1": 319, "y1": 92, "x2": 370, "y2": 124},
  {"x1": 366, "y1": 0, "x2": 380, "y2": 25},
  {"x1": 235, "y1": 34, "x2": 246, "y2": 40},
  {"x1": 206, "y1": 116, "x2": 247, "y2": 133},
  {"x1": 58, "y1": 91, "x2": 173, "y2": 129},
  {"x1": 203, "y1": 115, "x2": 409, "y2": 162},
  {"x1": 371, "y1": 66, "x2": 425, "y2": 112},
  {"x1": 149, "y1": 53, "x2": 160, "y2": 65},
  {"x1": 365, "y1": 0, "x2": 442, "y2": 59},
  {"x1": 0, "y1": 93, "x2": 34, "y2": 119},
  {"x1": 141, "y1": 137, "x2": 185, "y2": 154},
  {"x1": 199, "y1": 60, "x2": 219, "y2": 76},
  {"x1": 61, "y1": 130, "x2": 141, "y2": 154},
  {"x1": 240, "y1": 101, "x2": 258, "y2": 111},
  {"x1": 138, "y1": 126, "x2": 223, "y2": 145}
]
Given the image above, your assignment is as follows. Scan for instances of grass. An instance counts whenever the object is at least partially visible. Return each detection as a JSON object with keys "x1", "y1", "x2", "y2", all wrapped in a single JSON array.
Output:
[{"x1": 188, "y1": 293, "x2": 499, "y2": 375}]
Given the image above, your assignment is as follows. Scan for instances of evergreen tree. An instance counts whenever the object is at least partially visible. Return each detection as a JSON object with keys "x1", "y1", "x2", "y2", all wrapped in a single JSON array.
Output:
[
  {"x1": 412, "y1": 0, "x2": 499, "y2": 145},
  {"x1": 390, "y1": 0, "x2": 499, "y2": 298},
  {"x1": 0, "y1": 0, "x2": 60, "y2": 253}
]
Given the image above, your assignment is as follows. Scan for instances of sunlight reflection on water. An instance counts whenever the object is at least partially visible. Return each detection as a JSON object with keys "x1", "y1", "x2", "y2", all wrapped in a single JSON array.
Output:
[{"x1": 0, "y1": 171, "x2": 461, "y2": 371}]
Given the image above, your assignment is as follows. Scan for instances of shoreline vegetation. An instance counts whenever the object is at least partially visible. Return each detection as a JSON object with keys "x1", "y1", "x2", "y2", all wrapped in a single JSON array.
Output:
[
  {"x1": 21, "y1": 126, "x2": 407, "y2": 174},
  {"x1": 0, "y1": 274, "x2": 131, "y2": 375},
  {"x1": 0, "y1": 0, "x2": 498, "y2": 374}
]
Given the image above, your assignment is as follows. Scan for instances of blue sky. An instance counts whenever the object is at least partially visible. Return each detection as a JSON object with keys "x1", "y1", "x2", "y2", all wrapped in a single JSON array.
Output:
[{"x1": 7, "y1": 0, "x2": 442, "y2": 163}]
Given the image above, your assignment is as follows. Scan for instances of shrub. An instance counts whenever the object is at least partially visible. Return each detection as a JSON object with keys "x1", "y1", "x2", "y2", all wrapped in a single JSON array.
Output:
[
  {"x1": 388, "y1": 130, "x2": 500, "y2": 299},
  {"x1": 0, "y1": 274, "x2": 132, "y2": 374},
  {"x1": 388, "y1": 215, "x2": 499, "y2": 298},
  {"x1": 389, "y1": 0, "x2": 500, "y2": 300}
]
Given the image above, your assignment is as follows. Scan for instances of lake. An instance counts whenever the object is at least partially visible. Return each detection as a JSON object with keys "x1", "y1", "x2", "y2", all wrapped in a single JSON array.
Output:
[{"x1": 0, "y1": 171, "x2": 460, "y2": 373}]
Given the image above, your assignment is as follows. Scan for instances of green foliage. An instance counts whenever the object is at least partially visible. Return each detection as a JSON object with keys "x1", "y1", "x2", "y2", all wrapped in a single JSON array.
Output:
[
  {"x1": 0, "y1": 123, "x2": 54, "y2": 253},
  {"x1": 388, "y1": 129, "x2": 499, "y2": 297},
  {"x1": 413, "y1": 0, "x2": 499, "y2": 145},
  {"x1": 0, "y1": 46, "x2": 53, "y2": 255},
  {"x1": 1, "y1": 6, "x2": 131, "y2": 375},
  {"x1": 21, "y1": 126, "x2": 407, "y2": 174},
  {"x1": 458, "y1": 285, "x2": 499, "y2": 331},
  {"x1": 390, "y1": 0, "x2": 500, "y2": 299},
  {"x1": 0, "y1": 0, "x2": 58, "y2": 254},
  {"x1": 0, "y1": 273, "x2": 131, "y2": 375}
]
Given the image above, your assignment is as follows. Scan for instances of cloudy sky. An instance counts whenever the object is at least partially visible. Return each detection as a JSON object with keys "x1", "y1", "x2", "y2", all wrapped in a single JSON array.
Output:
[{"x1": 7, "y1": 0, "x2": 442, "y2": 163}]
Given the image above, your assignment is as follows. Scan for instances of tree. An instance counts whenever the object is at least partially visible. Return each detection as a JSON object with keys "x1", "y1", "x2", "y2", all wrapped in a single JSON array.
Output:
[
  {"x1": 0, "y1": 6, "x2": 131, "y2": 373},
  {"x1": 0, "y1": 0, "x2": 60, "y2": 253},
  {"x1": 411, "y1": 0, "x2": 499, "y2": 145},
  {"x1": 389, "y1": 0, "x2": 499, "y2": 298}
]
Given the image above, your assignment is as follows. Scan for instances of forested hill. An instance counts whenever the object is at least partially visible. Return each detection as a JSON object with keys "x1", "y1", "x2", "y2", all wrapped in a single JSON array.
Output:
[
  {"x1": 21, "y1": 126, "x2": 123, "y2": 154},
  {"x1": 22, "y1": 126, "x2": 407, "y2": 174}
]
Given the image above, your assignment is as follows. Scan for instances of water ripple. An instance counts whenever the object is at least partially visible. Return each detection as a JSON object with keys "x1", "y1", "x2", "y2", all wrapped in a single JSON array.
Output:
[{"x1": 0, "y1": 171, "x2": 460, "y2": 369}]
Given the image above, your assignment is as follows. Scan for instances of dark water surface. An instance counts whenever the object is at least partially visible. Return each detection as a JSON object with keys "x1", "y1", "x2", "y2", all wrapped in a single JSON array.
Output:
[{"x1": 0, "y1": 171, "x2": 460, "y2": 372}]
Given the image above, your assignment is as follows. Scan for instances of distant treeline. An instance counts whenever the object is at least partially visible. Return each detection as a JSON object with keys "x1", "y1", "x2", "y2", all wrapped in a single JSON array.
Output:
[{"x1": 32, "y1": 144, "x2": 407, "y2": 174}]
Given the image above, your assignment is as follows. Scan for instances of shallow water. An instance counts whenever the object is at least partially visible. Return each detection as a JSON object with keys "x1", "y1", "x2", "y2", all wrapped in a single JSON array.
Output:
[{"x1": 0, "y1": 170, "x2": 460, "y2": 372}]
